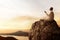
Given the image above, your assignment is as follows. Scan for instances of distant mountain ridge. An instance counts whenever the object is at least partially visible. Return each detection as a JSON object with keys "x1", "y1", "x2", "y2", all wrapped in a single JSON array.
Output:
[{"x1": 0, "y1": 31, "x2": 28, "y2": 36}]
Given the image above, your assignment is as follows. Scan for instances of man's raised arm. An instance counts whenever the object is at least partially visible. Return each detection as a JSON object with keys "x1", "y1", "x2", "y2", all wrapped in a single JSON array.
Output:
[{"x1": 44, "y1": 11, "x2": 49, "y2": 16}]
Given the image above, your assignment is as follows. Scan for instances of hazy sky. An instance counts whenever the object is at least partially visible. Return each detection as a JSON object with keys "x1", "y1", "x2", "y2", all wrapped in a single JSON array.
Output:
[
  {"x1": 0, "y1": 0, "x2": 60, "y2": 19},
  {"x1": 0, "y1": 0, "x2": 60, "y2": 33}
]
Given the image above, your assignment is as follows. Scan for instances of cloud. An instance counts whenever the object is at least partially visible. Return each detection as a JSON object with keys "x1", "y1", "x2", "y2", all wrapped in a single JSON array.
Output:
[{"x1": 0, "y1": 16, "x2": 39, "y2": 30}]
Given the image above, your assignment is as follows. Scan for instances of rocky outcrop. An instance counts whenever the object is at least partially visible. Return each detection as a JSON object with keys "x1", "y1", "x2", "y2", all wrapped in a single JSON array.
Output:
[
  {"x1": 29, "y1": 19, "x2": 60, "y2": 40},
  {"x1": 0, "y1": 36, "x2": 5, "y2": 40},
  {"x1": 0, "y1": 36, "x2": 17, "y2": 40},
  {"x1": 5, "y1": 37, "x2": 17, "y2": 40}
]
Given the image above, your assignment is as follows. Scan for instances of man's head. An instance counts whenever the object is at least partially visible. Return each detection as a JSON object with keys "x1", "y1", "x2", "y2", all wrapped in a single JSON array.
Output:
[{"x1": 50, "y1": 7, "x2": 53, "y2": 11}]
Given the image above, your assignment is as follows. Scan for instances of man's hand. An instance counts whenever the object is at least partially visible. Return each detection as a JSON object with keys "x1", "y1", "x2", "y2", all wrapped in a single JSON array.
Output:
[
  {"x1": 44, "y1": 11, "x2": 49, "y2": 16},
  {"x1": 44, "y1": 11, "x2": 47, "y2": 13}
]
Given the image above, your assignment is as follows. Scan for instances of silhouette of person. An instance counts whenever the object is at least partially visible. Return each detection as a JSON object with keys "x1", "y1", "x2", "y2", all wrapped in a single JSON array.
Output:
[{"x1": 44, "y1": 7, "x2": 54, "y2": 21}]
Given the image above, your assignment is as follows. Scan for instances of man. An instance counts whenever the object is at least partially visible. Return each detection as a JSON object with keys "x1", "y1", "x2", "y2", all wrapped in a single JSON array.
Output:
[{"x1": 44, "y1": 7, "x2": 54, "y2": 21}]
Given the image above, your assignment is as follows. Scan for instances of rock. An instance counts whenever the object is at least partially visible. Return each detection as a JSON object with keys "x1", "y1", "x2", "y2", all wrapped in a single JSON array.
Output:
[
  {"x1": 5, "y1": 37, "x2": 17, "y2": 40},
  {"x1": 0, "y1": 36, "x2": 5, "y2": 40},
  {"x1": 0, "y1": 36, "x2": 17, "y2": 40},
  {"x1": 29, "y1": 19, "x2": 60, "y2": 40}
]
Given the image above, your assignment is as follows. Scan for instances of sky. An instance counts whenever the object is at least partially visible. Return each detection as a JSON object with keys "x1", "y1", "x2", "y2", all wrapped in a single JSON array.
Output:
[
  {"x1": 0, "y1": 0, "x2": 60, "y2": 19},
  {"x1": 0, "y1": 0, "x2": 60, "y2": 33}
]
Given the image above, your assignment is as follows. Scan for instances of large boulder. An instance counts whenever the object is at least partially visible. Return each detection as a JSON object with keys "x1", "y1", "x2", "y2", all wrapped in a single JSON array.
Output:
[
  {"x1": 5, "y1": 37, "x2": 17, "y2": 40},
  {"x1": 0, "y1": 36, "x2": 17, "y2": 40},
  {"x1": 29, "y1": 19, "x2": 60, "y2": 40},
  {"x1": 0, "y1": 36, "x2": 5, "y2": 40}
]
